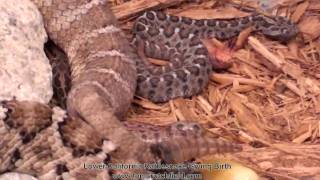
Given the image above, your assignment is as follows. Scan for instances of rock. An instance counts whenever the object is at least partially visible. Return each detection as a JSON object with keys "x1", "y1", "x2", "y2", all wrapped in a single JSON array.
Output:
[
  {"x1": 0, "y1": 172, "x2": 38, "y2": 180},
  {"x1": 0, "y1": 0, "x2": 52, "y2": 104}
]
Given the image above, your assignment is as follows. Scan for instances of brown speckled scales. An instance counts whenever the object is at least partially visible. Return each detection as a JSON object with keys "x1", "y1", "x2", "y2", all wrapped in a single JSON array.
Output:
[
  {"x1": 133, "y1": 11, "x2": 297, "y2": 102},
  {"x1": 0, "y1": 100, "x2": 242, "y2": 179},
  {"x1": 30, "y1": 0, "x2": 151, "y2": 167},
  {"x1": 0, "y1": 0, "x2": 244, "y2": 179}
]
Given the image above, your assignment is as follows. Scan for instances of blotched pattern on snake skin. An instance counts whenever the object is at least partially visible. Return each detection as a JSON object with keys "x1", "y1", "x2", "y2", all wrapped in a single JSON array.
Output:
[
  {"x1": 2, "y1": 0, "x2": 153, "y2": 179},
  {"x1": 29, "y1": 1, "x2": 153, "y2": 170},
  {"x1": 35, "y1": 24, "x2": 243, "y2": 180},
  {"x1": 0, "y1": 100, "x2": 242, "y2": 179},
  {"x1": 45, "y1": 10, "x2": 298, "y2": 105},
  {"x1": 45, "y1": 41, "x2": 71, "y2": 109},
  {"x1": 0, "y1": 0, "x2": 296, "y2": 179},
  {"x1": 19, "y1": 46, "x2": 243, "y2": 178},
  {"x1": 132, "y1": 11, "x2": 297, "y2": 102}
]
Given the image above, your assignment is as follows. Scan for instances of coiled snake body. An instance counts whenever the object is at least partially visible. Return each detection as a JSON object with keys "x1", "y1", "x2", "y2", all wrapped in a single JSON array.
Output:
[
  {"x1": 133, "y1": 11, "x2": 297, "y2": 102},
  {"x1": 0, "y1": 0, "x2": 297, "y2": 179}
]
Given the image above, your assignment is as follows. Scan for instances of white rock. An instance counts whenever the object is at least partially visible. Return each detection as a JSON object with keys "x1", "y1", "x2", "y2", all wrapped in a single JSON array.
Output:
[
  {"x1": 0, "y1": 172, "x2": 38, "y2": 180},
  {"x1": 0, "y1": 0, "x2": 52, "y2": 104}
]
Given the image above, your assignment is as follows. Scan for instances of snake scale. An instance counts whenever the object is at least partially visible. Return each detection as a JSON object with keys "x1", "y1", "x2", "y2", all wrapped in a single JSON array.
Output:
[
  {"x1": 133, "y1": 10, "x2": 297, "y2": 102},
  {"x1": 0, "y1": 0, "x2": 298, "y2": 179}
]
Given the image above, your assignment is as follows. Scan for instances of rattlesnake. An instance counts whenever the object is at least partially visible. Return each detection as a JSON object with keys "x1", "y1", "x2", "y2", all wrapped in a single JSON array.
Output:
[
  {"x1": 49, "y1": 10, "x2": 298, "y2": 105},
  {"x1": 133, "y1": 11, "x2": 297, "y2": 102},
  {"x1": 0, "y1": 0, "x2": 298, "y2": 179}
]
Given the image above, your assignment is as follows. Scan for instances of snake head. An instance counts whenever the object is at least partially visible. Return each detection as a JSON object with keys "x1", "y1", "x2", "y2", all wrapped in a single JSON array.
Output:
[{"x1": 256, "y1": 15, "x2": 298, "y2": 42}]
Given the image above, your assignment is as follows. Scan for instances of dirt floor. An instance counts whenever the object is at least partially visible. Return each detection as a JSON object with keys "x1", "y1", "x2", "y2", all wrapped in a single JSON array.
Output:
[{"x1": 110, "y1": 0, "x2": 320, "y2": 179}]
